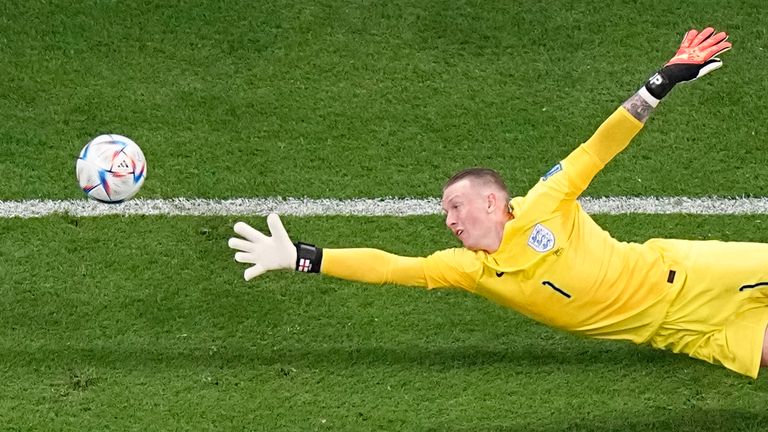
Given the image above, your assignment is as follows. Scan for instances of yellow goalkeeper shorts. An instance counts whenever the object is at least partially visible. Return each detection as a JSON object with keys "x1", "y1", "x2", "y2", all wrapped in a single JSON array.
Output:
[{"x1": 646, "y1": 239, "x2": 768, "y2": 378}]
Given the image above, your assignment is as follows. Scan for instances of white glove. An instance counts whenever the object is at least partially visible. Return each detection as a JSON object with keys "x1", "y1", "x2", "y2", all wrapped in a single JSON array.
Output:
[{"x1": 228, "y1": 213, "x2": 297, "y2": 281}]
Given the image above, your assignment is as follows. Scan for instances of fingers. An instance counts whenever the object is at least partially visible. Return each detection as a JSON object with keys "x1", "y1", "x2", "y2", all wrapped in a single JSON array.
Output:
[
  {"x1": 232, "y1": 250, "x2": 268, "y2": 280},
  {"x1": 266, "y1": 213, "x2": 292, "y2": 244},
  {"x1": 690, "y1": 27, "x2": 715, "y2": 47},
  {"x1": 230, "y1": 215, "x2": 288, "y2": 282},
  {"x1": 244, "y1": 264, "x2": 267, "y2": 281},
  {"x1": 698, "y1": 31, "x2": 728, "y2": 50},
  {"x1": 228, "y1": 237, "x2": 255, "y2": 252},
  {"x1": 679, "y1": 29, "x2": 699, "y2": 49},
  {"x1": 670, "y1": 28, "x2": 731, "y2": 66},
  {"x1": 234, "y1": 251, "x2": 257, "y2": 264},
  {"x1": 702, "y1": 41, "x2": 732, "y2": 59},
  {"x1": 680, "y1": 27, "x2": 730, "y2": 52},
  {"x1": 233, "y1": 221, "x2": 267, "y2": 243}
]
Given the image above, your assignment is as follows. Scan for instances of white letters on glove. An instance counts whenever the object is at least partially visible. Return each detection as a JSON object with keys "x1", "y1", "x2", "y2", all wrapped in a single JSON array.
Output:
[{"x1": 643, "y1": 27, "x2": 732, "y2": 103}]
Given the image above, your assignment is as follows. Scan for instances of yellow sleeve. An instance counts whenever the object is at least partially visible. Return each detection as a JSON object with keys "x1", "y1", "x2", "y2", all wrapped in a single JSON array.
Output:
[
  {"x1": 321, "y1": 248, "x2": 481, "y2": 291},
  {"x1": 521, "y1": 107, "x2": 644, "y2": 210},
  {"x1": 583, "y1": 107, "x2": 645, "y2": 164},
  {"x1": 562, "y1": 107, "x2": 644, "y2": 196}
]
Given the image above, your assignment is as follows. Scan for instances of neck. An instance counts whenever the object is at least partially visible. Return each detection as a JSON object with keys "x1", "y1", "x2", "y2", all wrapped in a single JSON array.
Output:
[{"x1": 483, "y1": 217, "x2": 509, "y2": 253}]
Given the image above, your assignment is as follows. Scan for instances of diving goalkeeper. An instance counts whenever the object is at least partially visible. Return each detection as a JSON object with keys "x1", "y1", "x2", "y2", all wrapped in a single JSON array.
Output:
[{"x1": 228, "y1": 28, "x2": 768, "y2": 378}]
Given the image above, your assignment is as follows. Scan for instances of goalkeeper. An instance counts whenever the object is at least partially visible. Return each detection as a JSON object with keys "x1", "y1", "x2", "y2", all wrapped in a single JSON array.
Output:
[{"x1": 228, "y1": 28, "x2": 768, "y2": 378}]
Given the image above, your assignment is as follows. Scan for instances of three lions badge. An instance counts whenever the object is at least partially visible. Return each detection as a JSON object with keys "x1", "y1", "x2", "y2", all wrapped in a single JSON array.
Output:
[{"x1": 528, "y1": 224, "x2": 555, "y2": 252}]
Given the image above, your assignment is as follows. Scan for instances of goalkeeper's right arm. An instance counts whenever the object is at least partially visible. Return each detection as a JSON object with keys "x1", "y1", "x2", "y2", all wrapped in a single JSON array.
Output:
[
  {"x1": 228, "y1": 214, "x2": 430, "y2": 286},
  {"x1": 321, "y1": 248, "x2": 430, "y2": 286},
  {"x1": 228, "y1": 214, "x2": 482, "y2": 290}
]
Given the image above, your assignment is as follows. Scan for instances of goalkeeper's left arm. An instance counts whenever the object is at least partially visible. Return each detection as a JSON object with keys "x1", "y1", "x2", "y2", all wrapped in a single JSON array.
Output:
[{"x1": 535, "y1": 27, "x2": 733, "y2": 202}]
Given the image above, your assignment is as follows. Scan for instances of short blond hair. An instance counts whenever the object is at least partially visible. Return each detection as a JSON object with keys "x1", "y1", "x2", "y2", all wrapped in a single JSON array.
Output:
[{"x1": 443, "y1": 168, "x2": 509, "y2": 201}]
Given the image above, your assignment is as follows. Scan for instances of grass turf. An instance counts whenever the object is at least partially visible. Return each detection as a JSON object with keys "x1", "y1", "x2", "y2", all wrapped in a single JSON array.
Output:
[
  {"x1": 1, "y1": 0, "x2": 767, "y2": 200},
  {"x1": 1, "y1": 214, "x2": 768, "y2": 430},
  {"x1": 3, "y1": 0, "x2": 768, "y2": 430}
]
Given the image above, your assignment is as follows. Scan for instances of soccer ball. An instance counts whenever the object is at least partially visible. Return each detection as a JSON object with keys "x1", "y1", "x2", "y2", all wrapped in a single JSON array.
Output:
[{"x1": 76, "y1": 134, "x2": 147, "y2": 203}]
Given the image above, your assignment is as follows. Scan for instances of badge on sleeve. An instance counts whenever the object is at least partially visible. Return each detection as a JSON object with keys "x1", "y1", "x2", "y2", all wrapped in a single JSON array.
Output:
[
  {"x1": 528, "y1": 224, "x2": 555, "y2": 252},
  {"x1": 541, "y1": 163, "x2": 562, "y2": 181}
]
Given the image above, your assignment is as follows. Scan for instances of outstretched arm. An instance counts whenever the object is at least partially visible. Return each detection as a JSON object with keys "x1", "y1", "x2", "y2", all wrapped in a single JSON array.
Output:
[
  {"x1": 525, "y1": 27, "x2": 732, "y2": 204},
  {"x1": 228, "y1": 215, "x2": 426, "y2": 284},
  {"x1": 228, "y1": 214, "x2": 480, "y2": 289},
  {"x1": 592, "y1": 27, "x2": 731, "y2": 164}
]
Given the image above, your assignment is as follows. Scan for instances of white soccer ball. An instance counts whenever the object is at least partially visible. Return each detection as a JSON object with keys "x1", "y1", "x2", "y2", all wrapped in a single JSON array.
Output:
[{"x1": 76, "y1": 134, "x2": 147, "y2": 203}]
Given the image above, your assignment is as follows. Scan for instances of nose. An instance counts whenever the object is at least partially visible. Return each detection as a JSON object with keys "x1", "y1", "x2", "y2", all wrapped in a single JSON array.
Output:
[{"x1": 445, "y1": 212, "x2": 457, "y2": 228}]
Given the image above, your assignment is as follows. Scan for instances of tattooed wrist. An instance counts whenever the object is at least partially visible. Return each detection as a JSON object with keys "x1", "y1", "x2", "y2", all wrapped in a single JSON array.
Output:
[{"x1": 621, "y1": 92, "x2": 655, "y2": 123}]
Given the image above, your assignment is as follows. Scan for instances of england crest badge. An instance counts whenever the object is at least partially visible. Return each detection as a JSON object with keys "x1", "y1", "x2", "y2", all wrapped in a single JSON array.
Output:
[{"x1": 528, "y1": 224, "x2": 555, "y2": 252}]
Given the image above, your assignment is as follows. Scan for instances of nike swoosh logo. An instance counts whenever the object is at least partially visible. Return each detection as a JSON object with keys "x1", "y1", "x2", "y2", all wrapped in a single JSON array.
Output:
[{"x1": 496, "y1": 272, "x2": 504, "y2": 277}]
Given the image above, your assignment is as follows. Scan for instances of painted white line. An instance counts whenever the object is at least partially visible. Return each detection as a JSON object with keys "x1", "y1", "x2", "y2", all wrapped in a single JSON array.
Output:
[
  {"x1": 0, "y1": 198, "x2": 439, "y2": 218},
  {"x1": 2, "y1": 197, "x2": 768, "y2": 218},
  {"x1": 581, "y1": 196, "x2": 768, "y2": 215}
]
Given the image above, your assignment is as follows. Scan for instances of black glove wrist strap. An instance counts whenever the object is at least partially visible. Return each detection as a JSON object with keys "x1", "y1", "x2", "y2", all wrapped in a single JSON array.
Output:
[
  {"x1": 644, "y1": 69, "x2": 675, "y2": 100},
  {"x1": 294, "y1": 242, "x2": 323, "y2": 273}
]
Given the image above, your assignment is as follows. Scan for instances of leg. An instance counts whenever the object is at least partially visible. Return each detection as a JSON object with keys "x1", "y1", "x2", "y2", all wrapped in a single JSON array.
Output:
[
  {"x1": 763, "y1": 326, "x2": 768, "y2": 368},
  {"x1": 649, "y1": 240, "x2": 768, "y2": 377}
]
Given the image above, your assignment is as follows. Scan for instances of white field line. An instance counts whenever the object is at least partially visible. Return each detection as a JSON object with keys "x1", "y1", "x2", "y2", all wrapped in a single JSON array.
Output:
[{"x1": 3, "y1": 197, "x2": 768, "y2": 218}]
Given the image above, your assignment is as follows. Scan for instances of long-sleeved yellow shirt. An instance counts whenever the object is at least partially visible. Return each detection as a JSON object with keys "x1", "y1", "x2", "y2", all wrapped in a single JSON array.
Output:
[{"x1": 321, "y1": 107, "x2": 685, "y2": 344}]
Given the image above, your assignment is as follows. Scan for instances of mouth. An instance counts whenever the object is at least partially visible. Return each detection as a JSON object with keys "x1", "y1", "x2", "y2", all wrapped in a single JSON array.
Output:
[{"x1": 456, "y1": 229, "x2": 464, "y2": 238}]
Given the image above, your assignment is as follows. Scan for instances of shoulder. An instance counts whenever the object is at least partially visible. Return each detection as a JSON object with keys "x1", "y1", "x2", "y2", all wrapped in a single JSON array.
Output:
[{"x1": 427, "y1": 247, "x2": 485, "y2": 274}]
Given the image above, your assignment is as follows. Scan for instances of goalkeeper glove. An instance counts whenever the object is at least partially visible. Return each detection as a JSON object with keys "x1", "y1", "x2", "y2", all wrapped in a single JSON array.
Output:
[
  {"x1": 639, "y1": 27, "x2": 732, "y2": 107},
  {"x1": 228, "y1": 213, "x2": 323, "y2": 281}
]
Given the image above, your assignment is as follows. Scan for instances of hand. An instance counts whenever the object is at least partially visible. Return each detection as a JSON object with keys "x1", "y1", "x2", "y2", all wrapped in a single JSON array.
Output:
[
  {"x1": 663, "y1": 27, "x2": 732, "y2": 82},
  {"x1": 228, "y1": 213, "x2": 297, "y2": 281},
  {"x1": 645, "y1": 27, "x2": 732, "y2": 101}
]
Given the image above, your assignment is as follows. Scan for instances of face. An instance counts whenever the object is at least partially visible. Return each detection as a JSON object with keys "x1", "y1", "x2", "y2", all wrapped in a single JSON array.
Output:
[{"x1": 441, "y1": 179, "x2": 502, "y2": 251}]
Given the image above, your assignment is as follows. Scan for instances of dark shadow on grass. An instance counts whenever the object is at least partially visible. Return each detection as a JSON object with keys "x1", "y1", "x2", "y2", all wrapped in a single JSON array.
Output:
[
  {"x1": 259, "y1": 342, "x2": 684, "y2": 370},
  {"x1": 0, "y1": 341, "x2": 688, "y2": 372},
  {"x1": 426, "y1": 407, "x2": 768, "y2": 432}
]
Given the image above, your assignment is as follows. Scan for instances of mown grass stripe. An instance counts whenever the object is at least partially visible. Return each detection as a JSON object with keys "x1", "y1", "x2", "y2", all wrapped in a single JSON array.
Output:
[{"x1": 3, "y1": 197, "x2": 768, "y2": 218}]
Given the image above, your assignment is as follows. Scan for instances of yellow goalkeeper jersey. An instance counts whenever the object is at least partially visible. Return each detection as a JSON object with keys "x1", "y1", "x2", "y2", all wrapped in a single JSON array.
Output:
[{"x1": 323, "y1": 107, "x2": 686, "y2": 344}]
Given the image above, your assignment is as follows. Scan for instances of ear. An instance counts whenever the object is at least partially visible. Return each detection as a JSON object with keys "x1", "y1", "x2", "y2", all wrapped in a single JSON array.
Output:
[{"x1": 486, "y1": 192, "x2": 498, "y2": 213}]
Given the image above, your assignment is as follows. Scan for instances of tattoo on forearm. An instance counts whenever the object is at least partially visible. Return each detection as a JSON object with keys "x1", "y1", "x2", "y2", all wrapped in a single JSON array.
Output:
[{"x1": 621, "y1": 93, "x2": 654, "y2": 123}]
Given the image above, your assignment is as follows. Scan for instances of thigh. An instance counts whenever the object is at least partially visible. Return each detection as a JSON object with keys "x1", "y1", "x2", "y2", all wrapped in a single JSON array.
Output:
[
  {"x1": 684, "y1": 240, "x2": 768, "y2": 291},
  {"x1": 649, "y1": 240, "x2": 768, "y2": 377},
  {"x1": 651, "y1": 303, "x2": 768, "y2": 378},
  {"x1": 666, "y1": 240, "x2": 768, "y2": 328}
]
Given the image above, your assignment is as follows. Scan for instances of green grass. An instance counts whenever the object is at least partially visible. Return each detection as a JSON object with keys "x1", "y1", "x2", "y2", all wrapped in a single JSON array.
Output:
[
  {"x1": 3, "y1": 0, "x2": 768, "y2": 430},
  {"x1": 1, "y1": 0, "x2": 767, "y2": 199},
  {"x1": 2, "y1": 215, "x2": 768, "y2": 430}
]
